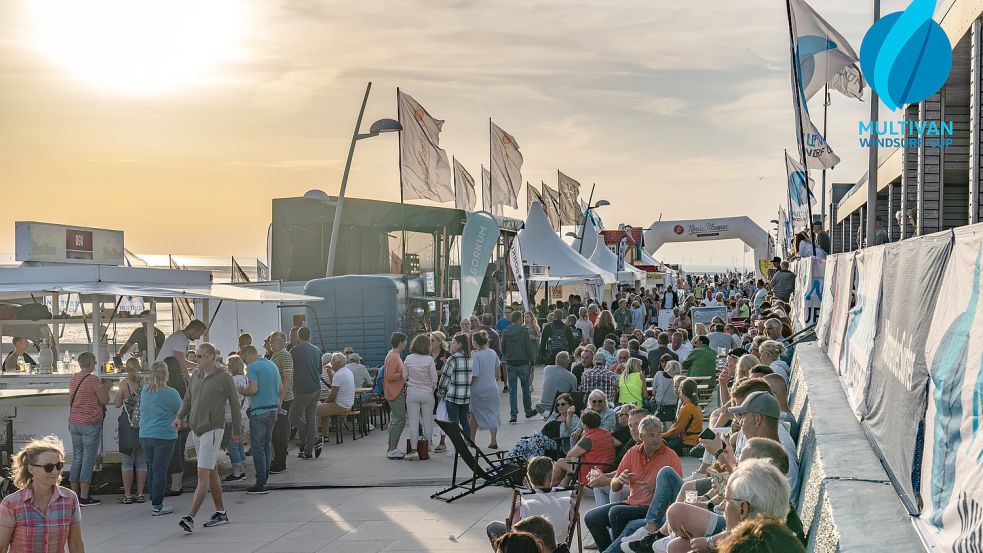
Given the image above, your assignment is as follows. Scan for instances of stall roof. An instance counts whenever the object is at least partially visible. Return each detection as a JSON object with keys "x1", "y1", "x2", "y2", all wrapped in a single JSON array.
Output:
[
  {"x1": 0, "y1": 266, "x2": 321, "y2": 302},
  {"x1": 517, "y1": 202, "x2": 616, "y2": 284}
]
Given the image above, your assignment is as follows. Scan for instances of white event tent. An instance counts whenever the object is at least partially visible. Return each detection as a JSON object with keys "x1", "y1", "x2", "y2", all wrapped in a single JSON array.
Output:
[
  {"x1": 517, "y1": 202, "x2": 617, "y2": 285},
  {"x1": 574, "y1": 217, "x2": 645, "y2": 284}
]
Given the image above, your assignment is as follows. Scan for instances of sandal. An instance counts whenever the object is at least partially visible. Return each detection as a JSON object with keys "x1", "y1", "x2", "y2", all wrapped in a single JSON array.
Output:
[
  {"x1": 434, "y1": 444, "x2": 447, "y2": 453},
  {"x1": 135, "y1": 495, "x2": 145, "y2": 503},
  {"x1": 118, "y1": 495, "x2": 134, "y2": 504}
]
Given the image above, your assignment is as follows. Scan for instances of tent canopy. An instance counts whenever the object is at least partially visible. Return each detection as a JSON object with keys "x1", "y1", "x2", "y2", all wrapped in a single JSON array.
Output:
[
  {"x1": 0, "y1": 266, "x2": 320, "y2": 302},
  {"x1": 517, "y1": 203, "x2": 617, "y2": 284}
]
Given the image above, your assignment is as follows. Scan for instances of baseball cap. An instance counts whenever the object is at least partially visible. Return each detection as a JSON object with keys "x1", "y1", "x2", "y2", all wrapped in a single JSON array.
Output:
[{"x1": 728, "y1": 391, "x2": 780, "y2": 419}]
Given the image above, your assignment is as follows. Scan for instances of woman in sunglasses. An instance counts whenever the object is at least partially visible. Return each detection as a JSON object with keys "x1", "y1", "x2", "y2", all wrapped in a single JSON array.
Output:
[{"x1": 0, "y1": 436, "x2": 85, "y2": 552}]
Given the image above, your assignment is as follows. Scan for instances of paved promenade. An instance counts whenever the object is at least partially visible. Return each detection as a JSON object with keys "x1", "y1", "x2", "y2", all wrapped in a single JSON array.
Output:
[{"x1": 80, "y1": 372, "x2": 699, "y2": 552}]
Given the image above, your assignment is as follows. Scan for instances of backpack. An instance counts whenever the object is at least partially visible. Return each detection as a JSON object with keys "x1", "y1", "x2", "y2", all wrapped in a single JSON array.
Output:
[
  {"x1": 568, "y1": 325, "x2": 583, "y2": 345},
  {"x1": 373, "y1": 365, "x2": 385, "y2": 395},
  {"x1": 548, "y1": 323, "x2": 568, "y2": 353}
]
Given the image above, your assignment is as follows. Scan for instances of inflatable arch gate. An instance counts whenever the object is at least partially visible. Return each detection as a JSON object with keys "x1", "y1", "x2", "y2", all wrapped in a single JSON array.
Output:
[{"x1": 643, "y1": 217, "x2": 772, "y2": 279}]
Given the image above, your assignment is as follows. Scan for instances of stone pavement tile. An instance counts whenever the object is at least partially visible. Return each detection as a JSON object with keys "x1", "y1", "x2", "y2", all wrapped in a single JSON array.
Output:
[
  {"x1": 142, "y1": 543, "x2": 265, "y2": 553},
  {"x1": 382, "y1": 536, "x2": 490, "y2": 551},
  {"x1": 314, "y1": 539, "x2": 394, "y2": 553},
  {"x1": 256, "y1": 528, "x2": 352, "y2": 552},
  {"x1": 333, "y1": 518, "x2": 484, "y2": 542}
]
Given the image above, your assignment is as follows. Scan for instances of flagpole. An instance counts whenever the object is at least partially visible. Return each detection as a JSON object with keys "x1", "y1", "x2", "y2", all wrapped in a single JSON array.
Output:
[
  {"x1": 453, "y1": 155, "x2": 458, "y2": 210},
  {"x1": 489, "y1": 117, "x2": 493, "y2": 215},
  {"x1": 783, "y1": 150, "x2": 795, "y2": 256},
  {"x1": 785, "y1": 0, "x2": 817, "y2": 247},
  {"x1": 397, "y1": 87, "x2": 408, "y2": 280},
  {"x1": 821, "y1": 83, "x2": 829, "y2": 225},
  {"x1": 865, "y1": 0, "x2": 880, "y2": 245}
]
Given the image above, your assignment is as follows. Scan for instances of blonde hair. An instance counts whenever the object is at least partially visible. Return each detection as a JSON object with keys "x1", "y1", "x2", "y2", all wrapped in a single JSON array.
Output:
[
  {"x1": 736, "y1": 354, "x2": 761, "y2": 382},
  {"x1": 226, "y1": 355, "x2": 245, "y2": 376},
  {"x1": 694, "y1": 323, "x2": 708, "y2": 337},
  {"x1": 124, "y1": 357, "x2": 141, "y2": 375},
  {"x1": 664, "y1": 360, "x2": 683, "y2": 377},
  {"x1": 146, "y1": 361, "x2": 170, "y2": 392},
  {"x1": 11, "y1": 435, "x2": 64, "y2": 489}
]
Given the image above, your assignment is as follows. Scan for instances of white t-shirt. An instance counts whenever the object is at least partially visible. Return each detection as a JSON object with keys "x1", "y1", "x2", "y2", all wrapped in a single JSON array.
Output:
[
  {"x1": 155, "y1": 331, "x2": 189, "y2": 363},
  {"x1": 670, "y1": 342, "x2": 692, "y2": 362},
  {"x1": 770, "y1": 360, "x2": 791, "y2": 384},
  {"x1": 518, "y1": 489, "x2": 572, "y2": 543},
  {"x1": 575, "y1": 319, "x2": 593, "y2": 342},
  {"x1": 331, "y1": 366, "x2": 356, "y2": 409}
]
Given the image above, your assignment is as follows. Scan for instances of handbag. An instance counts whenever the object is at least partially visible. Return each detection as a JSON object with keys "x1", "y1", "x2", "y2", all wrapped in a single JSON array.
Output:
[{"x1": 117, "y1": 409, "x2": 140, "y2": 455}]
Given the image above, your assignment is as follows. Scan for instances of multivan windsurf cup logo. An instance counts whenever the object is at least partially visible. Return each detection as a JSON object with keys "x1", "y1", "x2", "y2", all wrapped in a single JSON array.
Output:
[{"x1": 858, "y1": 0, "x2": 954, "y2": 149}]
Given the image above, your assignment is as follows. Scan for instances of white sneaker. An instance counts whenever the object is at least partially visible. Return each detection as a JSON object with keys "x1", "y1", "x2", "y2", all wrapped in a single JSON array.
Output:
[
  {"x1": 621, "y1": 526, "x2": 651, "y2": 546},
  {"x1": 386, "y1": 449, "x2": 405, "y2": 459}
]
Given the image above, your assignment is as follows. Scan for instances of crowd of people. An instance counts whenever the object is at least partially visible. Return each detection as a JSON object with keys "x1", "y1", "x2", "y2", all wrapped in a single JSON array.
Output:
[
  {"x1": 479, "y1": 268, "x2": 806, "y2": 553},
  {"x1": 0, "y1": 260, "x2": 807, "y2": 552}
]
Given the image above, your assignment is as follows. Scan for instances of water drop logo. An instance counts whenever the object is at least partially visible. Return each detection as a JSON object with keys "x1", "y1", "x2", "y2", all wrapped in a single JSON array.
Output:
[
  {"x1": 860, "y1": 0, "x2": 952, "y2": 111},
  {"x1": 788, "y1": 170, "x2": 811, "y2": 206}
]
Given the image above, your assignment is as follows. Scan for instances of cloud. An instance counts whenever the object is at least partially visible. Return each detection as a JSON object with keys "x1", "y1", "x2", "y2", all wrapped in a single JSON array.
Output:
[{"x1": 224, "y1": 159, "x2": 342, "y2": 169}]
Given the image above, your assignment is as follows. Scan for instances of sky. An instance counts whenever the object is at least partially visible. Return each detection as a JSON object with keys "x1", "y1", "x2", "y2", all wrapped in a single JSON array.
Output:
[{"x1": 0, "y1": 0, "x2": 911, "y2": 270}]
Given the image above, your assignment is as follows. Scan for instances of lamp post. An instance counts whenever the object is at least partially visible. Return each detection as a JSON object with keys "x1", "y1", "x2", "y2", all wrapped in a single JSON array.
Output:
[
  {"x1": 576, "y1": 199, "x2": 611, "y2": 255},
  {"x1": 325, "y1": 81, "x2": 403, "y2": 277}
]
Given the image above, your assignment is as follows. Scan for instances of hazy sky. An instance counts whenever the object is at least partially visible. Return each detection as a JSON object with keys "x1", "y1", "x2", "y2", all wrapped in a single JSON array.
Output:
[{"x1": 0, "y1": 0, "x2": 909, "y2": 269}]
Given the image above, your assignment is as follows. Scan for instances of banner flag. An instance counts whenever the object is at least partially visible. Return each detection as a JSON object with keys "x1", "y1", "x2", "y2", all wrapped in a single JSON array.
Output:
[
  {"x1": 785, "y1": 152, "x2": 816, "y2": 227},
  {"x1": 168, "y1": 255, "x2": 194, "y2": 331},
  {"x1": 398, "y1": 91, "x2": 454, "y2": 203},
  {"x1": 921, "y1": 227, "x2": 983, "y2": 549},
  {"x1": 232, "y1": 257, "x2": 250, "y2": 283},
  {"x1": 617, "y1": 235, "x2": 628, "y2": 272},
  {"x1": 256, "y1": 259, "x2": 270, "y2": 281},
  {"x1": 787, "y1": 16, "x2": 841, "y2": 171},
  {"x1": 481, "y1": 166, "x2": 501, "y2": 215},
  {"x1": 558, "y1": 171, "x2": 582, "y2": 226},
  {"x1": 814, "y1": 255, "x2": 838, "y2": 348},
  {"x1": 790, "y1": 257, "x2": 824, "y2": 331},
  {"x1": 541, "y1": 182, "x2": 562, "y2": 230},
  {"x1": 788, "y1": 0, "x2": 864, "y2": 100},
  {"x1": 490, "y1": 121, "x2": 521, "y2": 209},
  {"x1": 527, "y1": 181, "x2": 545, "y2": 213},
  {"x1": 459, "y1": 211, "x2": 500, "y2": 319},
  {"x1": 864, "y1": 233, "x2": 952, "y2": 514},
  {"x1": 839, "y1": 246, "x2": 885, "y2": 417},
  {"x1": 508, "y1": 238, "x2": 529, "y2": 312},
  {"x1": 778, "y1": 206, "x2": 791, "y2": 257},
  {"x1": 453, "y1": 158, "x2": 477, "y2": 211},
  {"x1": 825, "y1": 251, "x2": 854, "y2": 373}
]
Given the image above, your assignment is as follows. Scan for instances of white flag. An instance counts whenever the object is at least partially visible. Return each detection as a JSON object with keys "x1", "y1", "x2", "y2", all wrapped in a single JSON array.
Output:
[
  {"x1": 557, "y1": 171, "x2": 581, "y2": 226},
  {"x1": 489, "y1": 121, "x2": 521, "y2": 209},
  {"x1": 789, "y1": 0, "x2": 864, "y2": 101},
  {"x1": 541, "y1": 182, "x2": 562, "y2": 230},
  {"x1": 527, "y1": 181, "x2": 545, "y2": 213},
  {"x1": 508, "y1": 238, "x2": 530, "y2": 312},
  {"x1": 398, "y1": 91, "x2": 454, "y2": 203},
  {"x1": 453, "y1": 158, "x2": 477, "y2": 211},
  {"x1": 791, "y1": 58, "x2": 841, "y2": 170},
  {"x1": 785, "y1": 152, "x2": 815, "y2": 227},
  {"x1": 480, "y1": 166, "x2": 501, "y2": 214}
]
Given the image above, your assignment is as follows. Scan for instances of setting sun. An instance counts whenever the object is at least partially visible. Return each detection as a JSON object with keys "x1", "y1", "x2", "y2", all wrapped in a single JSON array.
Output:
[{"x1": 26, "y1": 0, "x2": 248, "y2": 94}]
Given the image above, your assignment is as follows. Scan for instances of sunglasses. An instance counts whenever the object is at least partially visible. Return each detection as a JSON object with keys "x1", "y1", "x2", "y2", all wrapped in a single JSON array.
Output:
[
  {"x1": 556, "y1": 402, "x2": 568, "y2": 407},
  {"x1": 31, "y1": 462, "x2": 64, "y2": 473},
  {"x1": 591, "y1": 400, "x2": 605, "y2": 404}
]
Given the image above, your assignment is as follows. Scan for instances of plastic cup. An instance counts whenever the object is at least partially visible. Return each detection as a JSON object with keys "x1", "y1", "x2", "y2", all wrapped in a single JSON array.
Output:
[{"x1": 685, "y1": 491, "x2": 698, "y2": 504}]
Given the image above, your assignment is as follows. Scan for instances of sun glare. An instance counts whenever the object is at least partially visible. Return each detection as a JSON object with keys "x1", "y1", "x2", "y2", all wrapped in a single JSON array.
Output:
[{"x1": 26, "y1": 0, "x2": 248, "y2": 94}]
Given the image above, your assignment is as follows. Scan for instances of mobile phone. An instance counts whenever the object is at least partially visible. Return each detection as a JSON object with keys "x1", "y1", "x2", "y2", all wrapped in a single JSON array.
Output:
[{"x1": 699, "y1": 428, "x2": 717, "y2": 440}]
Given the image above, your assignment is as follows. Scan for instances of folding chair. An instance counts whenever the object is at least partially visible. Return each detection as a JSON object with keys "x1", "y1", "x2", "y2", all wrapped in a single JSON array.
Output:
[
  {"x1": 543, "y1": 390, "x2": 586, "y2": 420},
  {"x1": 430, "y1": 419, "x2": 526, "y2": 503},
  {"x1": 504, "y1": 483, "x2": 584, "y2": 552}
]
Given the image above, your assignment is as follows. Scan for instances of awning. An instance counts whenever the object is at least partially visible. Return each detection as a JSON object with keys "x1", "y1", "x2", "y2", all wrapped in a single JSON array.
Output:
[{"x1": 0, "y1": 281, "x2": 321, "y2": 302}]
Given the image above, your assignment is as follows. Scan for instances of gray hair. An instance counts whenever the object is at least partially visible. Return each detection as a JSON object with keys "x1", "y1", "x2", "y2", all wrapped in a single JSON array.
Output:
[
  {"x1": 603, "y1": 339, "x2": 616, "y2": 349},
  {"x1": 764, "y1": 318, "x2": 783, "y2": 330},
  {"x1": 270, "y1": 331, "x2": 287, "y2": 343},
  {"x1": 347, "y1": 353, "x2": 362, "y2": 364},
  {"x1": 555, "y1": 351, "x2": 570, "y2": 367},
  {"x1": 331, "y1": 352, "x2": 347, "y2": 366},
  {"x1": 587, "y1": 389, "x2": 608, "y2": 403},
  {"x1": 592, "y1": 352, "x2": 608, "y2": 365},
  {"x1": 638, "y1": 415, "x2": 663, "y2": 433},
  {"x1": 321, "y1": 352, "x2": 332, "y2": 365},
  {"x1": 725, "y1": 458, "x2": 791, "y2": 521}
]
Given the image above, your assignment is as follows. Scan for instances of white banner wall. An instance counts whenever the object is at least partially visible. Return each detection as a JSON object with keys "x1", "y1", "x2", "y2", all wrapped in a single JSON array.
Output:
[
  {"x1": 839, "y1": 247, "x2": 885, "y2": 417},
  {"x1": 814, "y1": 255, "x2": 838, "y2": 349},
  {"x1": 826, "y1": 252, "x2": 855, "y2": 374},
  {"x1": 920, "y1": 226, "x2": 983, "y2": 551}
]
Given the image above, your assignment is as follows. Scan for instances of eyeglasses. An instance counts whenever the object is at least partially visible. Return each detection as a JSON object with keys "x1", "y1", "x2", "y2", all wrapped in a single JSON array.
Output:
[
  {"x1": 591, "y1": 400, "x2": 605, "y2": 404},
  {"x1": 722, "y1": 495, "x2": 747, "y2": 505},
  {"x1": 556, "y1": 402, "x2": 568, "y2": 407},
  {"x1": 31, "y1": 462, "x2": 64, "y2": 473}
]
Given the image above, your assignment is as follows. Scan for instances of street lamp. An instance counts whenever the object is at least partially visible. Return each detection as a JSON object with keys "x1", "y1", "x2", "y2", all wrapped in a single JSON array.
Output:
[
  {"x1": 325, "y1": 82, "x2": 402, "y2": 277},
  {"x1": 576, "y1": 199, "x2": 610, "y2": 254}
]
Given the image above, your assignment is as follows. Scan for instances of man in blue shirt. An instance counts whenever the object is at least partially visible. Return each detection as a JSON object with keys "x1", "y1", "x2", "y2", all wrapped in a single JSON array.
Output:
[
  {"x1": 240, "y1": 346, "x2": 282, "y2": 495},
  {"x1": 496, "y1": 306, "x2": 513, "y2": 333}
]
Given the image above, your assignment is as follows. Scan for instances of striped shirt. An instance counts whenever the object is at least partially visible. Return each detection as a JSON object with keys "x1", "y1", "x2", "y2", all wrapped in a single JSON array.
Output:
[
  {"x1": 0, "y1": 486, "x2": 80, "y2": 553},
  {"x1": 68, "y1": 373, "x2": 104, "y2": 424},
  {"x1": 580, "y1": 365, "x2": 619, "y2": 400},
  {"x1": 270, "y1": 349, "x2": 295, "y2": 403},
  {"x1": 438, "y1": 353, "x2": 472, "y2": 405}
]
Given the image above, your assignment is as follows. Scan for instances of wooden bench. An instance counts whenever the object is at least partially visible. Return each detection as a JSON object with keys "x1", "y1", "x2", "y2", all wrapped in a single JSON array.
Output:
[{"x1": 330, "y1": 410, "x2": 364, "y2": 444}]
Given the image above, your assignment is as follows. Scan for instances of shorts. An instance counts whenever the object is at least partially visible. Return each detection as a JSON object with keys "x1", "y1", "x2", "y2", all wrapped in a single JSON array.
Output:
[
  {"x1": 121, "y1": 446, "x2": 147, "y2": 471},
  {"x1": 706, "y1": 511, "x2": 726, "y2": 535},
  {"x1": 191, "y1": 427, "x2": 224, "y2": 470}
]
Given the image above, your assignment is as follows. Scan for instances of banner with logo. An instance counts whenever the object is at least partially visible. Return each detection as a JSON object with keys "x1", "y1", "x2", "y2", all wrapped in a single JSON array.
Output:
[
  {"x1": 920, "y1": 226, "x2": 983, "y2": 551},
  {"x1": 691, "y1": 306, "x2": 728, "y2": 333},
  {"x1": 508, "y1": 237, "x2": 529, "y2": 312},
  {"x1": 790, "y1": 256, "x2": 824, "y2": 331},
  {"x1": 658, "y1": 309, "x2": 675, "y2": 329},
  {"x1": 825, "y1": 252, "x2": 854, "y2": 374},
  {"x1": 865, "y1": 232, "x2": 952, "y2": 514},
  {"x1": 814, "y1": 255, "x2": 838, "y2": 348},
  {"x1": 459, "y1": 211, "x2": 500, "y2": 319},
  {"x1": 616, "y1": 236, "x2": 628, "y2": 272},
  {"x1": 839, "y1": 246, "x2": 885, "y2": 417}
]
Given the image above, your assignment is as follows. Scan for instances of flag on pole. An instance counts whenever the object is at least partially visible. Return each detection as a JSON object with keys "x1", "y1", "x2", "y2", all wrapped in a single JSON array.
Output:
[
  {"x1": 788, "y1": 0, "x2": 864, "y2": 101},
  {"x1": 777, "y1": 206, "x2": 791, "y2": 256},
  {"x1": 480, "y1": 165, "x2": 500, "y2": 214},
  {"x1": 541, "y1": 182, "x2": 562, "y2": 230},
  {"x1": 453, "y1": 158, "x2": 477, "y2": 211},
  {"x1": 785, "y1": 152, "x2": 816, "y2": 227},
  {"x1": 257, "y1": 259, "x2": 270, "y2": 281},
  {"x1": 489, "y1": 121, "x2": 521, "y2": 209},
  {"x1": 459, "y1": 211, "x2": 500, "y2": 318},
  {"x1": 398, "y1": 91, "x2": 454, "y2": 203},
  {"x1": 168, "y1": 255, "x2": 194, "y2": 330},
  {"x1": 557, "y1": 171, "x2": 581, "y2": 226},
  {"x1": 231, "y1": 257, "x2": 250, "y2": 283},
  {"x1": 526, "y1": 181, "x2": 545, "y2": 213}
]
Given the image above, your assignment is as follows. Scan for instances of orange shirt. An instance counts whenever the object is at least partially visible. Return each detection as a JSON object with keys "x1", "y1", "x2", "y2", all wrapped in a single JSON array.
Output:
[
  {"x1": 615, "y1": 444, "x2": 682, "y2": 506},
  {"x1": 662, "y1": 400, "x2": 702, "y2": 446},
  {"x1": 383, "y1": 349, "x2": 406, "y2": 401}
]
